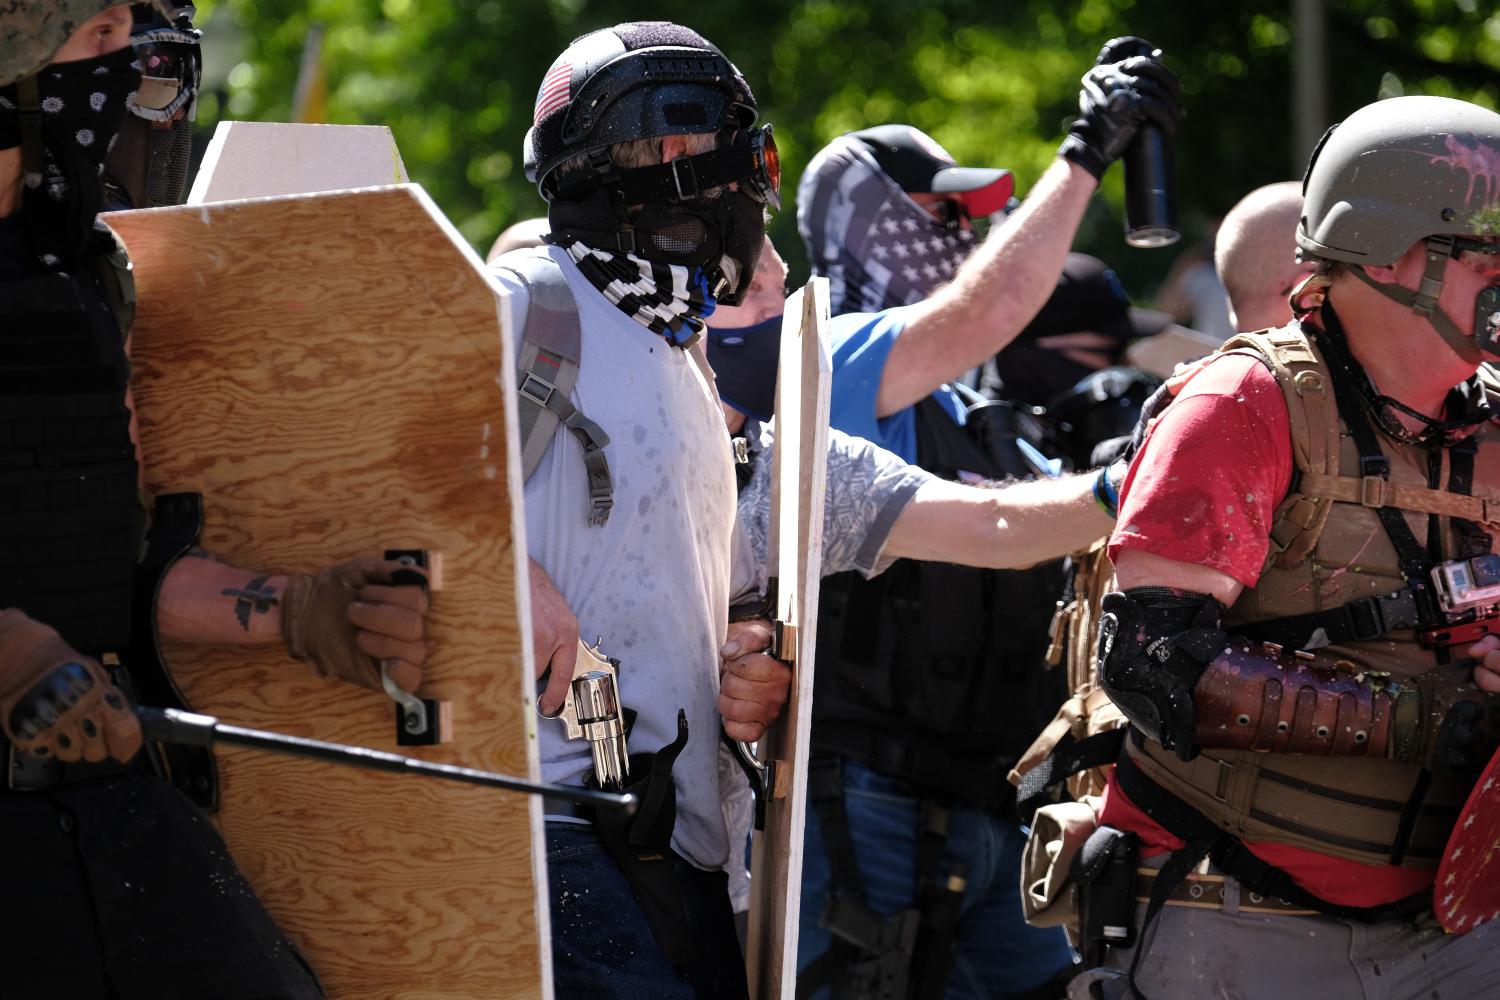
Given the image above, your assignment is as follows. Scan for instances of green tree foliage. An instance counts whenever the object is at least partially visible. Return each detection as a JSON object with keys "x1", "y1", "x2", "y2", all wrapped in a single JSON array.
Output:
[{"x1": 196, "y1": 0, "x2": 1500, "y2": 295}]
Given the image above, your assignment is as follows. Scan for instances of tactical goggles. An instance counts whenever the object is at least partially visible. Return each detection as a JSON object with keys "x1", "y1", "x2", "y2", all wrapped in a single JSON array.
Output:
[
  {"x1": 615, "y1": 124, "x2": 781, "y2": 211},
  {"x1": 126, "y1": 24, "x2": 202, "y2": 120}
]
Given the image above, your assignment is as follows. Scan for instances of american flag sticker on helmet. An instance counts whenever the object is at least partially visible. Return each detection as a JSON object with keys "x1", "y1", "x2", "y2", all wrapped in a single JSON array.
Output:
[{"x1": 534, "y1": 62, "x2": 572, "y2": 123}]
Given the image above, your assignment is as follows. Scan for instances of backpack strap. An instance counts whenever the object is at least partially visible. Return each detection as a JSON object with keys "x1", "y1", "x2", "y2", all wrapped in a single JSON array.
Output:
[
  {"x1": 1218, "y1": 328, "x2": 1341, "y2": 569},
  {"x1": 1295, "y1": 472, "x2": 1500, "y2": 526},
  {"x1": 496, "y1": 253, "x2": 614, "y2": 526}
]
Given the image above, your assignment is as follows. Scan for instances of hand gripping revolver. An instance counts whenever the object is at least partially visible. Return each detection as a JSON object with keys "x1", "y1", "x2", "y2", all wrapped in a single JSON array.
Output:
[{"x1": 540, "y1": 638, "x2": 630, "y2": 792}]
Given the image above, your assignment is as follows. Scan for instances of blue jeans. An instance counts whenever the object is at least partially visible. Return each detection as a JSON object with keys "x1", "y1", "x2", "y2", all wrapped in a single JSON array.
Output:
[
  {"x1": 798, "y1": 760, "x2": 1075, "y2": 999},
  {"x1": 547, "y1": 822, "x2": 748, "y2": 1000}
]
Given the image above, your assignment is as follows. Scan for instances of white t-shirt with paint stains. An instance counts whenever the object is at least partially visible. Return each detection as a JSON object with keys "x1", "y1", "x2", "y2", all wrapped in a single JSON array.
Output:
[{"x1": 492, "y1": 245, "x2": 737, "y2": 872}]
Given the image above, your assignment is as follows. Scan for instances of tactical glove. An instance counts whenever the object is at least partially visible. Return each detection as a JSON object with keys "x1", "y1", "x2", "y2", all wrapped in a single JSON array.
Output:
[
  {"x1": 1391, "y1": 661, "x2": 1499, "y2": 775},
  {"x1": 1058, "y1": 37, "x2": 1184, "y2": 181},
  {"x1": 282, "y1": 557, "x2": 429, "y2": 693},
  {"x1": 0, "y1": 609, "x2": 142, "y2": 763}
]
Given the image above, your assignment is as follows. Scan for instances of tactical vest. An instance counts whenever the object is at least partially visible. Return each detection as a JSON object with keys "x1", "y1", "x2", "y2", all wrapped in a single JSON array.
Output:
[
  {"x1": 1130, "y1": 324, "x2": 1500, "y2": 868},
  {"x1": 0, "y1": 232, "x2": 145, "y2": 654},
  {"x1": 813, "y1": 392, "x2": 1068, "y2": 807}
]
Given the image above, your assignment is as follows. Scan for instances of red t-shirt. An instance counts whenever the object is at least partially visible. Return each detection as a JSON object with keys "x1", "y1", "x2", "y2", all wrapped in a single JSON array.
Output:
[{"x1": 1101, "y1": 352, "x2": 1434, "y2": 907}]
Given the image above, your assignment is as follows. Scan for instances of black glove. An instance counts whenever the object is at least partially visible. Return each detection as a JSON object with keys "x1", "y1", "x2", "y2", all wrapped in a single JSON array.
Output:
[
  {"x1": 1392, "y1": 661, "x2": 1499, "y2": 775},
  {"x1": 1058, "y1": 37, "x2": 1184, "y2": 181}
]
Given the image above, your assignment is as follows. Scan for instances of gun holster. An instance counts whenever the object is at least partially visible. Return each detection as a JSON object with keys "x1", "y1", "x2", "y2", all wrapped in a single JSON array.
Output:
[
  {"x1": 1071, "y1": 824, "x2": 1140, "y2": 969},
  {"x1": 588, "y1": 708, "x2": 695, "y2": 975}
]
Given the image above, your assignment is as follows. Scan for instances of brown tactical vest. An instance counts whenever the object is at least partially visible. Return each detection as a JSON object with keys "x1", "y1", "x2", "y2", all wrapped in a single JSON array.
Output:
[{"x1": 1130, "y1": 325, "x2": 1500, "y2": 868}]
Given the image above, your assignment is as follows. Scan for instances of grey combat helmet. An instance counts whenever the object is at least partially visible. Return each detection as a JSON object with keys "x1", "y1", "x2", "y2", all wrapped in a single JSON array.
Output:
[
  {"x1": 0, "y1": 1, "x2": 191, "y2": 85},
  {"x1": 1298, "y1": 96, "x2": 1500, "y2": 357}
]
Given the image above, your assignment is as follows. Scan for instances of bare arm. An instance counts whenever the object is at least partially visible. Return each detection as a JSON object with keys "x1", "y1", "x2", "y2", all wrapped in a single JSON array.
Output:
[
  {"x1": 157, "y1": 552, "x2": 430, "y2": 692},
  {"x1": 884, "y1": 470, "x2": 1114, "y2": 570},
  {"x1": 874, "y1": 159, "x2": 1098, "y2": 417},
  {"x1": 1112, "y1": 547, "x2": 1243, "y2": 607},
  {"x1": 157, "y1": 554, "x2": 289, "y2": 644}
]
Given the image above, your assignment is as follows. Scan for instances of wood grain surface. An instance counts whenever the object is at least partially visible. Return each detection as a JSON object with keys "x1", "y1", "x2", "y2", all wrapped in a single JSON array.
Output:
[
  {"x1": 104, "y1": 186, "x2": 547, "y2": 999},
  {"x1": 746, "y1": 278, "x2": 832, "y2": 999}
]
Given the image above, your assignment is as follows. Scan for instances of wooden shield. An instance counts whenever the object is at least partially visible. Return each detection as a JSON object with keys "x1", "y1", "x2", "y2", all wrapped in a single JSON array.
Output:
[
  {"x1": 103, "y1": 186, "x2": 549, "y2": 998},
  {"x1": 1436, "y1": 744, "x2": 1500, "y2": 934},
  {"x1": 745, "y1": 277, "x2": 832, "y2": 998}
]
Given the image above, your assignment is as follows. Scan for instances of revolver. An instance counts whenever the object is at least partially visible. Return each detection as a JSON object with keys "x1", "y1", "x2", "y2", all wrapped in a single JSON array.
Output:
[{"x1": 540, "y1": 638, "x2": 630, "y2": 791}]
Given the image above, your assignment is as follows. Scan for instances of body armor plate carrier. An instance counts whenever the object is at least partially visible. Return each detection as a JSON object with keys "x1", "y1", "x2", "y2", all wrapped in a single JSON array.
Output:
[{"x1": 0, "y1": 263, "x2": 144, "y2": 653}]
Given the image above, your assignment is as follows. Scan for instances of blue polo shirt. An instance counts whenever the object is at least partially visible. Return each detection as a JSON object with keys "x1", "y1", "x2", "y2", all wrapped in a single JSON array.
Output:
[{"x1": 828, "y1": 306, "x2": 965, "y2": 464}]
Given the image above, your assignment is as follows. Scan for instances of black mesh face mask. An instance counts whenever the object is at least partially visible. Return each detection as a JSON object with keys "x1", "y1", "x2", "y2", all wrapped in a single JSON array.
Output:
[
  {"x1": 626, "y1": 189, "x2": 767, "y2": 304},
  {"x1": 102, "y1": 21, "x2": 201, "y2": 210}
]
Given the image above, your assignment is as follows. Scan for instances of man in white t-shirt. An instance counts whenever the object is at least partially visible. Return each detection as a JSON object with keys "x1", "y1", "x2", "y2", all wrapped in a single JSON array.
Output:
[{"x1": 491, "y1": 21, "x2": 784, "y2": 999}]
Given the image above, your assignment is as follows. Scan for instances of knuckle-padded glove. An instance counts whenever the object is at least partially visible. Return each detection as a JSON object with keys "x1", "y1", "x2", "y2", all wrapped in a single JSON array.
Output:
[
  {"x1": 1058, "y1": 42, "x2": 1184, "y2": 181},
  {"x1": 282, "y1": 557, "x2": 427, "y2": 692},
  {"x1": 0, "y1": 609, "x2": 141, "y2": 764}
]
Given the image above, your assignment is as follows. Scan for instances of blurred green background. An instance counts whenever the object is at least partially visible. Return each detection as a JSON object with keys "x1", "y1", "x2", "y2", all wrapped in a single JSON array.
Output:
[{"x1": 189, "y1": 0, "x2": 1500, "y2": 305}]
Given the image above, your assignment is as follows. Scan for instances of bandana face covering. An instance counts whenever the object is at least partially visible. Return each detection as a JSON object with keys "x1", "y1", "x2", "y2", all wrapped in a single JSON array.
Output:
[
  {"x1": 1, "y1": 45, "x2": 142, "y2": 266},
  {"x1": 564, "y1": 240, "x2": 717, "y2": 346},
  {"x1": 797, "y1": 135, "x2": 976, "y2": 315}
]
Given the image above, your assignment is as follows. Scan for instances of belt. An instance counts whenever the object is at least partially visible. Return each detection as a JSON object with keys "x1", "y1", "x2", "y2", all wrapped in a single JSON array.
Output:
[
  {"x1": 1136, "y1": 867, "x2": 1319, "y2": 917},
  {"x1": 544, "y1": 798, "x2": 596, "y2": 824}
]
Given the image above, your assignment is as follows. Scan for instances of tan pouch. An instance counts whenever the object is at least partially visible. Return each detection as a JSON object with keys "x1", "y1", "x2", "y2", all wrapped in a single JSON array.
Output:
[{"x1": 1020, "y1": 796, "x2": 1102, "y2": 936}]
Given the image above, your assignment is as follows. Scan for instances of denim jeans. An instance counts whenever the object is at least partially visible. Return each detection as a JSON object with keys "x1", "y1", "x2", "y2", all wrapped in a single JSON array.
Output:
[
  {"x1": 547, "y1": 822, "x2": 748, "y2": 1000},
  {"x1": 797, "y1": 759, "x2": 1076, "y2": 999}
]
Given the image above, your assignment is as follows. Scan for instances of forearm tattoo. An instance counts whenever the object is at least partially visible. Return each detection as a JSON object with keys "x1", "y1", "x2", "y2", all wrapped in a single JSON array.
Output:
[{"x1": 221, "y1": 575, "x2": 279, "y2": 631}]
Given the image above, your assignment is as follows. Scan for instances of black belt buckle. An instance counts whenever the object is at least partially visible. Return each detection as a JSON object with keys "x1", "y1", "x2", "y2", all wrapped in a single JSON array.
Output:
[{"x1": 1344, "y1": 589, "x2": 1418, "y2": 642}]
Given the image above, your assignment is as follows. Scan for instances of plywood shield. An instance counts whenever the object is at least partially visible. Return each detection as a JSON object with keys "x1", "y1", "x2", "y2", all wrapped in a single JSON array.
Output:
[
  {"x1": 1436, "y1": 745, "x2": 1500, "y2": 934},
  {"x1": 746, "y1": 277, "x2": 832, "y2": 998},
  {"x1": 103, "y1": 186, "x2": 548, "y2": 998}
]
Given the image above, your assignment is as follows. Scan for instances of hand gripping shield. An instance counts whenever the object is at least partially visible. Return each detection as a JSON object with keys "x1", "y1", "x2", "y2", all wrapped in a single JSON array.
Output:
[{"x1": 743, "y1": 278, "x2": 832, "y2": 999}]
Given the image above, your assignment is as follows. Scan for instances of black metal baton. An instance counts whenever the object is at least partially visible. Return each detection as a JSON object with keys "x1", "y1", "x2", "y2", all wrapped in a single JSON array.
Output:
[{"x1": 138, "y1": 706, "x2": 637, "y2": 814}]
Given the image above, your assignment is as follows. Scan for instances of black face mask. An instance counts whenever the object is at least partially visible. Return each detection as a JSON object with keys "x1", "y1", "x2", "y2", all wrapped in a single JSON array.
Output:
[
  {"x1": 989, "y1": 343, "x2": 1104, "y2": 409},
  {"x1": 628, "y1": 189, "x2": 767, "y2": 305},
  {"x1": 706, "y1": 314, "x2": 781, "y2": 420},
  {"x1": 2, "y1": 45, "x2": 143, "y2": 266}
]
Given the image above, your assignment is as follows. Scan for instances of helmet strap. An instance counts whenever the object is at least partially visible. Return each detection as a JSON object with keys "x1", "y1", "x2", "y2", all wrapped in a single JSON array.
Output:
[
  {"x1": 1317, "y1": 300, "x2": 1492, "y2": 444},
  {"x1": 1346, "y1": 235, "x2": 1484, "y2": 364}
]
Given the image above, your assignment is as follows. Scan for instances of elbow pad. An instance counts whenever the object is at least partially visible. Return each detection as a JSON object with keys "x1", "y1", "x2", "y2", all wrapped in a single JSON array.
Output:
[{"x1": 1095, "y1": 587, "x2": 1227, "y2": 761}]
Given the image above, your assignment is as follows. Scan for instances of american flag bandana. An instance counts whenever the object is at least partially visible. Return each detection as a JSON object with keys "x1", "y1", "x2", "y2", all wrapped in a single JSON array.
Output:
[
  {"x1": 564, "y1": 241, "x2": 716, "y2": 347},
  {"x1": 797, "y1": 135, "x2": 977, "y2": 316}
]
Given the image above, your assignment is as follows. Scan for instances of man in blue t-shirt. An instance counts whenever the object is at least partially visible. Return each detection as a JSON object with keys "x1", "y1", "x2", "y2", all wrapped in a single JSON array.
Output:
[{"x1": 792, "y1": 47, "x2": 1184, "y2": 1000}]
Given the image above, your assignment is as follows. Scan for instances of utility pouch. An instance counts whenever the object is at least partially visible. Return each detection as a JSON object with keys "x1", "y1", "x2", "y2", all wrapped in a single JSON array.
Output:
[
  {"x1": 1019, "y1": 797, "x2": 1100, "y2": 935},
  {"x1": 588, "y1": 709, "x2": 695, "y2": 974},
  {"x1": 1070, "y1": 825, "x2": 1139, "y2": 966}
]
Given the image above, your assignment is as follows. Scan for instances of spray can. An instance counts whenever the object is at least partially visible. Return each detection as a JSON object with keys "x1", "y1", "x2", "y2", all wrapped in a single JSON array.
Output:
[{"x1": 1099, "y1": 36, "x2": 1180, "y2": 248}]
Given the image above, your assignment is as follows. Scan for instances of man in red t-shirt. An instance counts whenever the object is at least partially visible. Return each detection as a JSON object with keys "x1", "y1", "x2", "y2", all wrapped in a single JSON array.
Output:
[{"x1": 1076, "y1": 97, "x2": 1500, "y2": 999}]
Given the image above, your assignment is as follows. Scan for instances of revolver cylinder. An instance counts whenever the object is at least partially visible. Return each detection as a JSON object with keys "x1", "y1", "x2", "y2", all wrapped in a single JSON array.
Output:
[{"x1": 573, "y1": 670, "x2": 629, "y2": 791}]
